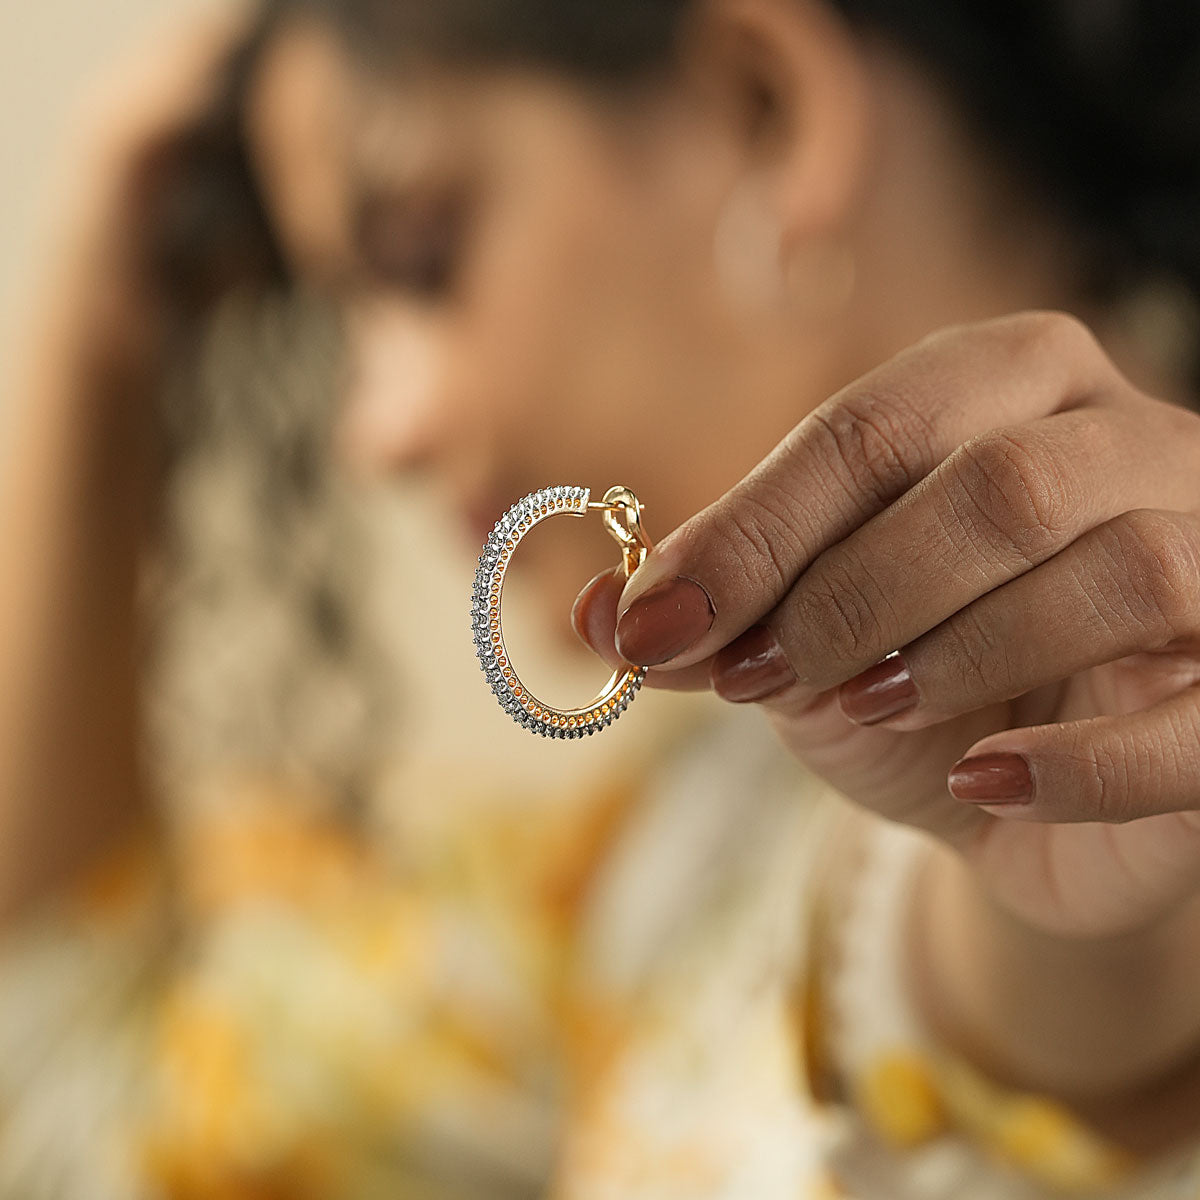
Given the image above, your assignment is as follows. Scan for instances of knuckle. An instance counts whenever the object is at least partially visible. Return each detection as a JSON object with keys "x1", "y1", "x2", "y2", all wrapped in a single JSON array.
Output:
[
  {"x1": 1000, "y1": 310, "x2": 1101, "y2": 364},
  {"x1": 808, "y1": 389, "x2": 935, "y2": 507},
  {"x1": 1163, "y1": 702, "x2": 1199, "y2": 776},
  {"x1": 948, "y1": 431, "x2": 1075, "y2": 565},
  {"x1": 1090, "y1": 737, "x2": 1142, "y2": 824},
  {"x1": 1094, "y1": 720, "x2": 1186, "y2": 824},
  {"x1": 1102, "y1": 510, "x2": 1200, "y2": 638},
  {"x1": 941, "y1": 606, "x2": 1012, "y2": 697},
  {"x1": 714, "y1": 489, "x2": 801, "y2": 598},
  {"x1": 792, "y1": 554, "x2": 889, "y2": 667}
]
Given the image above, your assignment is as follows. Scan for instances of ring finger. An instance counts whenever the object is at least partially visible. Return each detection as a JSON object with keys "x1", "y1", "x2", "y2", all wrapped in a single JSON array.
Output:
[{"x1": 835, "y1": 508, "x2": 1200, "y2": 729}]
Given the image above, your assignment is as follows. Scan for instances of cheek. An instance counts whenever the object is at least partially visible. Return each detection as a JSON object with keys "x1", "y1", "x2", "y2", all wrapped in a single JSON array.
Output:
[
  {"x1": 455, "y1": 153, "x2": 719, "y2": 476},
  {"x1": 337, "y1": 302, "x2": 449, "y2": 473},
  {"x1": 457, "y1": 198, "x2": 605, "y2": 404}
]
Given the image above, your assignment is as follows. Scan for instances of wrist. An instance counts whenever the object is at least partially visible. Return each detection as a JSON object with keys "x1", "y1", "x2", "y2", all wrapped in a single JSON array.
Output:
[
  {"x1": 910, "y1": 845, "x2": 1200, "y2": 1148},
  {"x1": 811, "y1": 812, "x2": 1137, "y2": 1191},
  {"x1": 18, "y1": 229, "x2": 168, "y2": 427},
  {"x1": 21, "y1": 133, "x2": 188, "y2": 405}
]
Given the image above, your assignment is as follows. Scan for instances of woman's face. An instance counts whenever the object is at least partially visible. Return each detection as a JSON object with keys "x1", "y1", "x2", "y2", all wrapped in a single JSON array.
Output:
[
  {"x1": 249, "y1": 14, "x2": 1096, "y2": 643},
  {"x1": 249, "y1": 20, "x2": 849, "y2": 625}
]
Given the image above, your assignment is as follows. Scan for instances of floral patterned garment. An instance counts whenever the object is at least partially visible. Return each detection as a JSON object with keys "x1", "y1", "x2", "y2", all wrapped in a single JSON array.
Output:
[{"x1": 0, "y1": 706, "x2": 1198, "y2": 1200}]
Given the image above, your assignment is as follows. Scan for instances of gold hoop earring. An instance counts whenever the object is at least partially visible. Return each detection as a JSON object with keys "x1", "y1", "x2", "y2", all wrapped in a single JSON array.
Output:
[{"x1": 472, "y1": 485, "x2": 652, "y2": 738}]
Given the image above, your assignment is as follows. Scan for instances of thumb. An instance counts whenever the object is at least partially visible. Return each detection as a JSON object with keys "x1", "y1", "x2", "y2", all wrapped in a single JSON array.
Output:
[{"x1": 571, "y1": 569, "x2": 719, "y2": 693}]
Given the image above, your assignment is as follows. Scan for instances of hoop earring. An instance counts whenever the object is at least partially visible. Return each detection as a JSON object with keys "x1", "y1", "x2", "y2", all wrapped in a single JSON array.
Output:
[{"x1": 472, "y1": 485, "x2": 652, "y2": 738}]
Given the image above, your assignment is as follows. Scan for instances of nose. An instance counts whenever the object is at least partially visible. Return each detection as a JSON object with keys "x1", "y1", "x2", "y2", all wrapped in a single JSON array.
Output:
[{"x1": 336, "y1": 300, "x2": 446, "y2": 477}]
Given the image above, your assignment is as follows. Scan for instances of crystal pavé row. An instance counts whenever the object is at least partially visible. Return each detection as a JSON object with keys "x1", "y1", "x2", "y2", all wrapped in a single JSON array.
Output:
[{"x1": 471, "y1": 486, "x2": 645, "y2": 738}]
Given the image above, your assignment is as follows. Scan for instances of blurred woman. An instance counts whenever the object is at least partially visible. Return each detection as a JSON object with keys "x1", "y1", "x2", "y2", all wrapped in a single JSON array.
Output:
[{"x1": 2, "y1": 1, "x2": 1200, "y2": 1197}]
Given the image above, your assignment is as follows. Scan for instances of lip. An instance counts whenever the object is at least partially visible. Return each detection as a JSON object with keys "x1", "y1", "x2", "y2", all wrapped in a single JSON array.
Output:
[{"x1": 461, "y1": 492, "x2": 507, "y2": 543}]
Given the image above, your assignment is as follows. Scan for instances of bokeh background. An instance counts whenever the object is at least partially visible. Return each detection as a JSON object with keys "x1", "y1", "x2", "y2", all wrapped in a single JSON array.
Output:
[{"x1": 0, "y1": 0, "x2": 198, "y2": 371}]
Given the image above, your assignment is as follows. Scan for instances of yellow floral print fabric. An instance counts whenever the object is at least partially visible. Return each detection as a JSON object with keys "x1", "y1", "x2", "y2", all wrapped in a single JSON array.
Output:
[{"x1": 0, "y1": 712, "x2": 1194, "y2": 1200}]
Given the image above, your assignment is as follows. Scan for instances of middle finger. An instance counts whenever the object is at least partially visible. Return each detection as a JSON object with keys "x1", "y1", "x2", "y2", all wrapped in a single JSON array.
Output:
[{"x1": 713, "y1": 400, "x2": 1200, "y2": 701}]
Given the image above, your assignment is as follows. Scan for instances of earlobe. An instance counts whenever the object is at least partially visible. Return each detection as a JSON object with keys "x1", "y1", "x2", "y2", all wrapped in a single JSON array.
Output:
[
  {"x1": 711, "y1": 177, "x2": 859, "y2": 320},
  {"x1": 712, "y1": 180, "x2": 789, "y2": 316}
]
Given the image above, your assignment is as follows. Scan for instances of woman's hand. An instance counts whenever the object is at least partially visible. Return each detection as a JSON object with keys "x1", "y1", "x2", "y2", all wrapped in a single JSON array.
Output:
[
  {"x1": 33, "y1": 8, "x2": 267, "y2": 377},
  {"x1": 574, "y1": 312, "x2": 1200, "y2": 941},
  {"x1": 0, "y1": 11, "x2": 258, "y2": 921}
]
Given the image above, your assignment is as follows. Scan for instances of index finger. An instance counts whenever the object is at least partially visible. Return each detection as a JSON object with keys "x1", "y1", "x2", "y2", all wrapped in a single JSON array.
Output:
[{"x1": 613, "y1": 312, "x2": 1117, "y2": 669}]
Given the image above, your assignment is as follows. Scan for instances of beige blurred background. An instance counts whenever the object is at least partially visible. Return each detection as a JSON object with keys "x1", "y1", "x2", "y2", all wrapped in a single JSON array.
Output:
[{"x1": 0, "y1": 0, "x2": 206, "y2": 374}]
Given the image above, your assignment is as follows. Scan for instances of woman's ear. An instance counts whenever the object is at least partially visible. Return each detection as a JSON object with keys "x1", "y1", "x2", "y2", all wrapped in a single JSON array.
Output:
[{"x1": 683, "y1": 0, "x2": 873, "y2": 247}]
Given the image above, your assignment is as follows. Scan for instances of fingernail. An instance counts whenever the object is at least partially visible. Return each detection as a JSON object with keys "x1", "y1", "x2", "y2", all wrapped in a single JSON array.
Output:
[
  {"x1": 948, "y1": 753, "x2": 1034, "y2": 805},
  {"x1": 571, "y1": 569, "x2": 616, "y2": 654},
  {"x1": 615, "y1": 576, "x2": 715, "y2": 666},
  {"x1": 711, "y1": 624, "x2": 796, "y2": 703},
  {"x1": 839, "y1": 653, "x2": 918, "y2": 726}
]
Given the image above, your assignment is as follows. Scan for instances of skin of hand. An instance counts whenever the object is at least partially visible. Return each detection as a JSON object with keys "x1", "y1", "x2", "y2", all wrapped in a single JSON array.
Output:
[
  {"x1": 32, "y1": 10, "x2": 261, "y2": 354},
  {"x1": 573, "y1": 311, "x2": 1200, "y2": 1137}
]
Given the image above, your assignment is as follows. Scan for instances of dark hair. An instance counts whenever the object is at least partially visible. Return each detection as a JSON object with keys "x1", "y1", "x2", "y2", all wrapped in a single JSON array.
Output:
[
  {"x1": 307, "y1": 0, "x2": 1200, "y2": 363},
  {"x1": 832, "y1": 2, "x2": 1200, "y2": 322},
  {"x1": 163, "y1": 0, "x2": 1200, "y2": 358},
  {"x1": 144, "y1": 2, "x2": 393, "y2": 813},
  {"x1": 141, "y1": 8, "x2": 293, "y2": 324}
]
